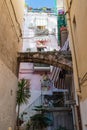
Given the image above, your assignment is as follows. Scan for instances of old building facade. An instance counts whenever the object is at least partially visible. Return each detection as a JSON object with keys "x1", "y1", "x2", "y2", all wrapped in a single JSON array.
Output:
[
  {"x1": 64, "y1": 0, "x2": 87, "y2": 130},
  {"x1": 0, "y1": 0, "x2": 24, "y2": 129}
]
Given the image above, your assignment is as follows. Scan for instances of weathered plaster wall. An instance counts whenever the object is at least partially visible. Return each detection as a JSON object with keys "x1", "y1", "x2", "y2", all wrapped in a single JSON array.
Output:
[
  {"x1": 0, "y1": 59, "x2": 17, "y2": 130},
  {"x1": 12, "y1": 0, "x2": 24, "y2": 28},
  {"x1": 64, "y1": 0, "x2": 87, "y2": 129},
  {"x1": 0, "y1": 2, "x2": 17, "y2": 75},
  {"x1": 0, "y1": 0, "x2": 24, "y2": 129},
  {"x1": 0, "y1": 0, "x2": 23, "y2": 75},
  {"x1": 80, "y1": 100, "x2": 87, "y2": 130},
  {"x1": 65, "y1": 0, "x2": 87, "y2": 100}
]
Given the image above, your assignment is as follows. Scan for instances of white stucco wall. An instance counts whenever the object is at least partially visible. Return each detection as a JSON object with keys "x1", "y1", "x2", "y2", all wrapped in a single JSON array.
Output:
[{"x1": 57, "y1": 0, "x2": 64, "y2": 10}]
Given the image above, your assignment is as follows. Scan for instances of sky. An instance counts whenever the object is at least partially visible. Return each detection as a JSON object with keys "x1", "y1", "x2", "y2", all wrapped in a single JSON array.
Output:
[{"x1": 25, "y1": 0, "x2": 56, "y2": 8}]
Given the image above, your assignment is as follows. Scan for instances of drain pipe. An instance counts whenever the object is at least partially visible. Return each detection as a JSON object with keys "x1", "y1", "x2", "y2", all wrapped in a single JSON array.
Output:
[
  {"x1": 65, "y1": 0, "x2": 81, "y2": 97},
  {"x1": 71, "y1": 105, "x2": 77, "y2": 130}
]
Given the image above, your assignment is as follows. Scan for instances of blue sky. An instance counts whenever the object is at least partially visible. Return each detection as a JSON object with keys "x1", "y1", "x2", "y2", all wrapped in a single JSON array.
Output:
[{"x1": 25, "y1": 0, "x2": 56, "y2": 8}]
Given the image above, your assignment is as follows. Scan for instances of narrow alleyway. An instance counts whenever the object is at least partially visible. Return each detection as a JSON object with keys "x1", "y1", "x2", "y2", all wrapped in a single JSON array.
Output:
[
  {"x1": 1, "y1": 0, "x2": 87, "y2": 130},
  {"x1": 18, "y1": 3, "x2": 74, "y2": 130}
]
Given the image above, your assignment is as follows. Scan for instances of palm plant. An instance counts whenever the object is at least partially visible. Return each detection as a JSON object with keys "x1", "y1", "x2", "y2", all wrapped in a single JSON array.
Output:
[
  {"x1": 56, "y1": 126, "x2": 68, "y2": 130},
  {"x1": 26, "y1": 121, "x2": 31, "y2": 130},
  {"x1": 31, "y1": 113, "x2": 52, "y2": 130},
  {"x1": 30, "y1": 105, "x2": 52, "y2": 130},
  {"x1": 16, "y1": 78, "x2": 31, "y2": 130}
]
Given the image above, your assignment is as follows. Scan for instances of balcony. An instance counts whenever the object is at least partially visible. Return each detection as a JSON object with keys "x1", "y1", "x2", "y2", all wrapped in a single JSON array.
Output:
[{"x1": 35, "y1": 28, "x2": 49, "y2": 36}]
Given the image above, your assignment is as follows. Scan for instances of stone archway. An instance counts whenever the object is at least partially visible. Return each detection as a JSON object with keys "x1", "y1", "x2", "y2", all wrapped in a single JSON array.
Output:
[{"x1": 17, "y1": 51, "x2": 72, "y2": 71}]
